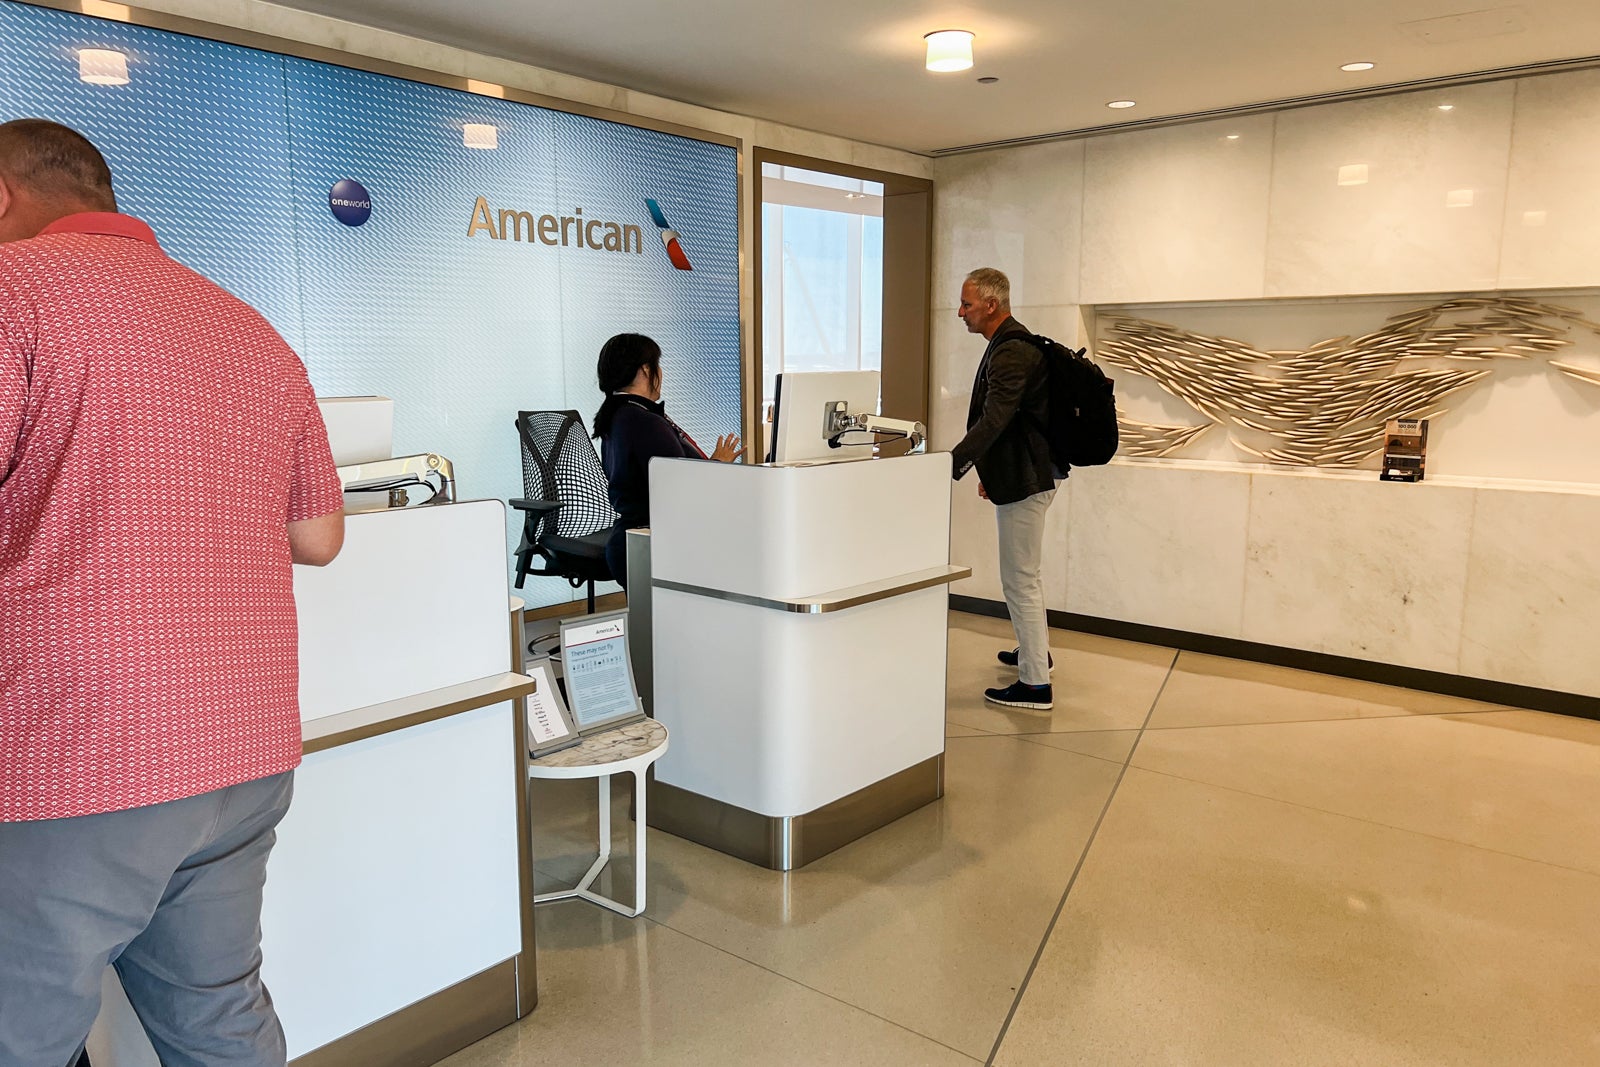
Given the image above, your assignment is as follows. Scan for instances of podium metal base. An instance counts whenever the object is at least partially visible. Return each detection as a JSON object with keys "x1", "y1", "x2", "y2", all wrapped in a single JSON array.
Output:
[{"x1": 646, "y1": 754, "x2": 944, "y2": 871}]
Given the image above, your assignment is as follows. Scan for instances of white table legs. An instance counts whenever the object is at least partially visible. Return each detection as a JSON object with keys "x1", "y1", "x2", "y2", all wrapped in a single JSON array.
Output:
[{"x1": 533, "y1": 770, "x2": 647, "y2": 918}]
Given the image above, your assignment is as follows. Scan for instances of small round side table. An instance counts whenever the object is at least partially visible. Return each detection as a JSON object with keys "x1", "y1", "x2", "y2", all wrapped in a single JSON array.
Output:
[{"x1": 526, "y1": 718, "x2": 668, "y2": 917}]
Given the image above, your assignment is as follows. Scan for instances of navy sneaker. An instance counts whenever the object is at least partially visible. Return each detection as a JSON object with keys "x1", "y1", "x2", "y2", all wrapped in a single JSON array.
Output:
[
  {"x1": 997, "y1": 647, "x2": 1054, "y2": 674},
  {"x1": 984, "y1": 681, "x2": 1054, "y2": 711}
]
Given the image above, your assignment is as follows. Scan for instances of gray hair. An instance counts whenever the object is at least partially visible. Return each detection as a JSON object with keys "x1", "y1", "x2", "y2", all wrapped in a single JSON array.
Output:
[{"x1": 964, "y1": 267, "x2": 1010, "y2": 308}]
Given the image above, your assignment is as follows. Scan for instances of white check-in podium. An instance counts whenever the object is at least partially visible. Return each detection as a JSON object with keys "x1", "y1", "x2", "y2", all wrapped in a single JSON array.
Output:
[
  {"x1": 646, "y1": 452, "x2": 967, "y2": 870},
  {"x1": 88, "y1": 500, "x2": 537, "y2": 1067}
]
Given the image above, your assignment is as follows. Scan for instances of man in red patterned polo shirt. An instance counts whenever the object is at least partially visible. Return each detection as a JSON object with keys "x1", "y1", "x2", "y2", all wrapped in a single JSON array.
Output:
[{"x1": 0, "y1": 120, "x2": 346, "y2": 1067}]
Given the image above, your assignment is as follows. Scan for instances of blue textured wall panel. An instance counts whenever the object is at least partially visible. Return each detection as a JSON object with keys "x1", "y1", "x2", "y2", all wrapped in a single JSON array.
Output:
[
  {"x1": 0, "y1": 1, "x2": 741, "y2": 607},
  {"x1": 0, "y1": 1, "x2": 302, "y2": 347},
  {"x1": 549, "y1": 110, "x2": 741, "y2": 453}
]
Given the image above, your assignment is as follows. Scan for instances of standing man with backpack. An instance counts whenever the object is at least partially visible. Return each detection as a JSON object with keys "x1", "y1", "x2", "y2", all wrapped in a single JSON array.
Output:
[{"x1": 950, "y1": 267, "x2": 1059, "y2": 711}]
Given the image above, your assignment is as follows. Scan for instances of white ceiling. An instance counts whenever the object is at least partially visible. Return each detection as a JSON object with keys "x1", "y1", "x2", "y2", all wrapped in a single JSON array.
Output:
[{"x1": 270, "y1": 0, "x2": 1600, "y2": 154}]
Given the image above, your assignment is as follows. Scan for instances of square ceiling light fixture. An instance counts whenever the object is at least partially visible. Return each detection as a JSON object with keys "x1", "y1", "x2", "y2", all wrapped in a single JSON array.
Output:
[
  {"x1": 1337, "y1": 163, "x2": 1370, "y2": 186},
  {"x1": 462, "y1": 123, "x2": 498, "y2": 149},
  {"x1": 925, "y1": 30, "x2": 974, "y2": 72},
  {"x1": 77, "y1": 48, "x2": 129, "y2": 85}
]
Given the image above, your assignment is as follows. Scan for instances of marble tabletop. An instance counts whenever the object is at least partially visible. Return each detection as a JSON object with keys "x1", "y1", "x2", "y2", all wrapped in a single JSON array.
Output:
[{"x1": 529, "y1": 718, "x2": 667, "y2": 772}]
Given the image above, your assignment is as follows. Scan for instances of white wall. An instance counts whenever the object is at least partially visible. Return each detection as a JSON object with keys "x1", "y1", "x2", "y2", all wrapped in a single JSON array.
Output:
[
  {"x1": 932, "y1": 67, "x2": 1600, "y2": 699},
  {"x1": 935, "y1": 70, "x2": 1600, "y2": 306}
]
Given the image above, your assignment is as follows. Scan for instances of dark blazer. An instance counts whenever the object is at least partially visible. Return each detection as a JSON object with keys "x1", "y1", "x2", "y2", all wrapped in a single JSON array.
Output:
[
  {"x1": 594, "y1": 394, "x2": 703, "y2": 587},
  {"x1": 596, "y1": 394, "x2": 700, "y2": 531},
  {"x1": 950, "y1": 316, "x2": 1057, "y2": 505}
]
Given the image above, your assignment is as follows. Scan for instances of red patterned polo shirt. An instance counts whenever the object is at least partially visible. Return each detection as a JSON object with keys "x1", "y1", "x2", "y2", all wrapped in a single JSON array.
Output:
[{"x1": 0, "y1": 212, "x2": 345, "y2": 822}]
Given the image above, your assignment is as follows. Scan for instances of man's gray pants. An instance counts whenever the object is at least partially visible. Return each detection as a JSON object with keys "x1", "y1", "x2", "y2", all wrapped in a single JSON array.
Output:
[
  {"x1": 0, "y1": 772, "x2": 294, "y2": 1067},
  {"x1": 996, "y1": 488, "x2": 1057, "y2": 686}
]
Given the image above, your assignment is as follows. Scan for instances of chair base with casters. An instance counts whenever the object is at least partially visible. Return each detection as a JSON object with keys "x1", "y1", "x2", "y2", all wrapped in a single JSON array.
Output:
[{"x1": 527, "y1": 720, "x2": 668, "y2": 917}]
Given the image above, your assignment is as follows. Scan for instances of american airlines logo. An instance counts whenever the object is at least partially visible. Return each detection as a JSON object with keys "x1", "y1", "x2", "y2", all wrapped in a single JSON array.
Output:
[
  {"x1": 645, "y1": 199, "x2": 692, "y2": 270},
  {"x1": 467, "y1": 197, "x2": 644, "y2": 253},
  {"x1": 464, "y1": 195, "x2": 693, "y2": 270}
]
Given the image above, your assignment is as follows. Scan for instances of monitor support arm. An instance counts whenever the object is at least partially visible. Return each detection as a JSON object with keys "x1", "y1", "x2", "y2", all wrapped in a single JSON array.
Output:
[
  {"x1": 823, "y1": 401, "x2": 927, "y2": 454},
  {"x1": 337, "y1": 453, "x2": 456, "y2": 508}
]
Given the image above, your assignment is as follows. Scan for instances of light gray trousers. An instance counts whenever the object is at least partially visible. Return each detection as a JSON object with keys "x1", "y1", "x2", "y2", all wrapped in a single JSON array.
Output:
[
  {"x1": 0, "y1": 772, "x2": 293, "y2": 1067},
  {"x1": 995, "y1": 488, "x2": 1057, "y2": 686}
]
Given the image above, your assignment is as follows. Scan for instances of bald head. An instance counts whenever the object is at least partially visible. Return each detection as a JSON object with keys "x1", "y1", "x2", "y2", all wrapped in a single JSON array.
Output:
[{"x1": 0, "y1": 119, "x2": 117, "y2": 242}]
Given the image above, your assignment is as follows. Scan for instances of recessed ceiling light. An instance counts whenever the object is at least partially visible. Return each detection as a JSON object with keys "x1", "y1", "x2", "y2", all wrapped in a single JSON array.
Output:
[
  {"x1": 1337, "y1": 163, "x2": 1369, "y2": 187},
  {"x1": 1107, "y1": 100, "x2": 1137, "y2": 109},
  {"x1": 924, "y1": 30, "x2": 974, "y2": 73},
  {"x1": 1225, "y1": 134, "x2": 1241, "y2": 140},
  {"x1": 977, "y1": 76, "x2": 999, "y2": 84},
  {"x1": 1437, "y1": 104, "x2": 1455, "y2": 111},
  {"x1": 1340, "y1": 61, "x2": 1376, "y2": 72},
  {"x1": 77, "y1": 48, "x2": 129, "y2": 85}
]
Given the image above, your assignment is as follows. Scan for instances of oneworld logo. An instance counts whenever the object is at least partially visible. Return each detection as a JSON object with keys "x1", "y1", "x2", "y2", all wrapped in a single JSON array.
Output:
[{"x1": 329, "y1": 179, "x2": 372, "y2": 226}]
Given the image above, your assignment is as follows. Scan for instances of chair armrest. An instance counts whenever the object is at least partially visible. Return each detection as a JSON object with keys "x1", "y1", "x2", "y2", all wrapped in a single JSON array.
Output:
[{"x1": 510, "y1": 498, "x2": 562, "y2": 514}]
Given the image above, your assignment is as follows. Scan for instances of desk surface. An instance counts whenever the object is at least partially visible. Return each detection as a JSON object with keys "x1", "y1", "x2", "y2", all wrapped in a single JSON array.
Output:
[
  {"x1": 526, "y1": 719, "x2": 668, "y2": 777},
  {"x1": 302, "y1": 672, "x2": 536, "y2": 754}
]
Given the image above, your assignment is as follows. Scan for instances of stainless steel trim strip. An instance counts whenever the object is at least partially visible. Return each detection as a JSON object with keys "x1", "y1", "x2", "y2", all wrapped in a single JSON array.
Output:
[
  {"x1": 777, "y1": 816, "x2": 794, "y2": 870},
  {"x1": 626, "y1": 529, "x2": 655, "y2": 712},
  {"x1": 20, "y1": 0, "x2": 742, "y2": 149},
  {"x1": 301, "y1": 672, "x2": 538, "y2": 754},
  {"x1": 647, "y1": 754, "x2": 945, "y2": 871},
  {"x1": 507, "y1": 607, "x2": 539, "y2": 1017},
  {"x1": 653, "y1": 564, "x2": 971, "y2": 614},
  {"x1": 290, "y1": 958, "x2": 518, "y2": 1067}
]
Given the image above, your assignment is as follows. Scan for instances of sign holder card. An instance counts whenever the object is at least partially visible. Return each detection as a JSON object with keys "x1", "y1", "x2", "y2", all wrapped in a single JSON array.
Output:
[
  {"x1": 559, "y1": 610, "x2": 646, "y2": 735},
  {"x1": 525, "y1": 656, "x2": 583, "y2": 758}
]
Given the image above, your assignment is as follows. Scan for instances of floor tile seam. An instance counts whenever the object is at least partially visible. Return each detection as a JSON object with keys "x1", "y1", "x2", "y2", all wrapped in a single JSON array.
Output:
[
  {"x1": 1126, "y1": 763, "x2": 1600, "y2": 883},
  {"x1": 984, "y1": 649, "x2": 1178, "y2": 1065},
  {"x1": 1007, "y1": 734, "x2": 1130, "y2": 767},
  {"x1": 640, "y1": 915, "x2": 985, "y2": 1064},
  {"x1": 1123, "y1": 648, "x2": 1181, "y2": 764},
  {"x1": 1140, "y1": 706, "x2": 1507, "y2": 732}
]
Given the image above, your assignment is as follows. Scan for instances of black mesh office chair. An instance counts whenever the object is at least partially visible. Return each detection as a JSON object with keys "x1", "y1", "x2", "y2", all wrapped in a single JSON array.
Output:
[{"x1": 512, "y1": 410, "x2": 618, "y2": 613}]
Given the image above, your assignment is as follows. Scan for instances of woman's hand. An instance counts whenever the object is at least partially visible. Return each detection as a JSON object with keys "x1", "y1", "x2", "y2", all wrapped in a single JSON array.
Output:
[{"x1": 712, "y1": 433, "x2": 743, "y2": 463}]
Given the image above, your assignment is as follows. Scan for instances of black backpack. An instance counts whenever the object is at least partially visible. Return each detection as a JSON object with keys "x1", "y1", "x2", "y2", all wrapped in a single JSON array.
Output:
[{"x1": 1026, "y1": 334, "x2": 1119, "y2": 471}]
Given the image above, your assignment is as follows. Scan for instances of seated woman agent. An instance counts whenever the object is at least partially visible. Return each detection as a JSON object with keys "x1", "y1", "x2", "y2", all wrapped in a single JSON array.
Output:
[{"x1": 593, "y1": 333, "x2": 741, "y2": 587}]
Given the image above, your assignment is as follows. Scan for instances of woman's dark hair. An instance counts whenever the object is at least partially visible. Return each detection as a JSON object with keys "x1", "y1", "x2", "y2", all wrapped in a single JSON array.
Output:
[{"x1": 593, "y1": 333, "x2": 662, "y2": 437}]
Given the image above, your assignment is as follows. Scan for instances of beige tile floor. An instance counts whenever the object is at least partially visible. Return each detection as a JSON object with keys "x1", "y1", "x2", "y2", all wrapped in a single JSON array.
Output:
[{"x1": 443, "y1": 611, "x2": 1600, "y2": 1067}]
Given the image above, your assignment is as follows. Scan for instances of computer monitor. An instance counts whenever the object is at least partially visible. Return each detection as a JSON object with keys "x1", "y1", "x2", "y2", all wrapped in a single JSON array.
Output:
[
  {"x1": 316, "y1": 396, "x2": 393, "y2": 466},
  {"x1": 767, "y1": 370, "x2": 881, "y2": 464}
]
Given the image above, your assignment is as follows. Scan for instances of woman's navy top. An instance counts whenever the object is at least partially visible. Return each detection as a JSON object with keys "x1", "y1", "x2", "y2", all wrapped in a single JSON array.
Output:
[{"x1": 594, "y1": 394, "x2": 704, "y2": 531}]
